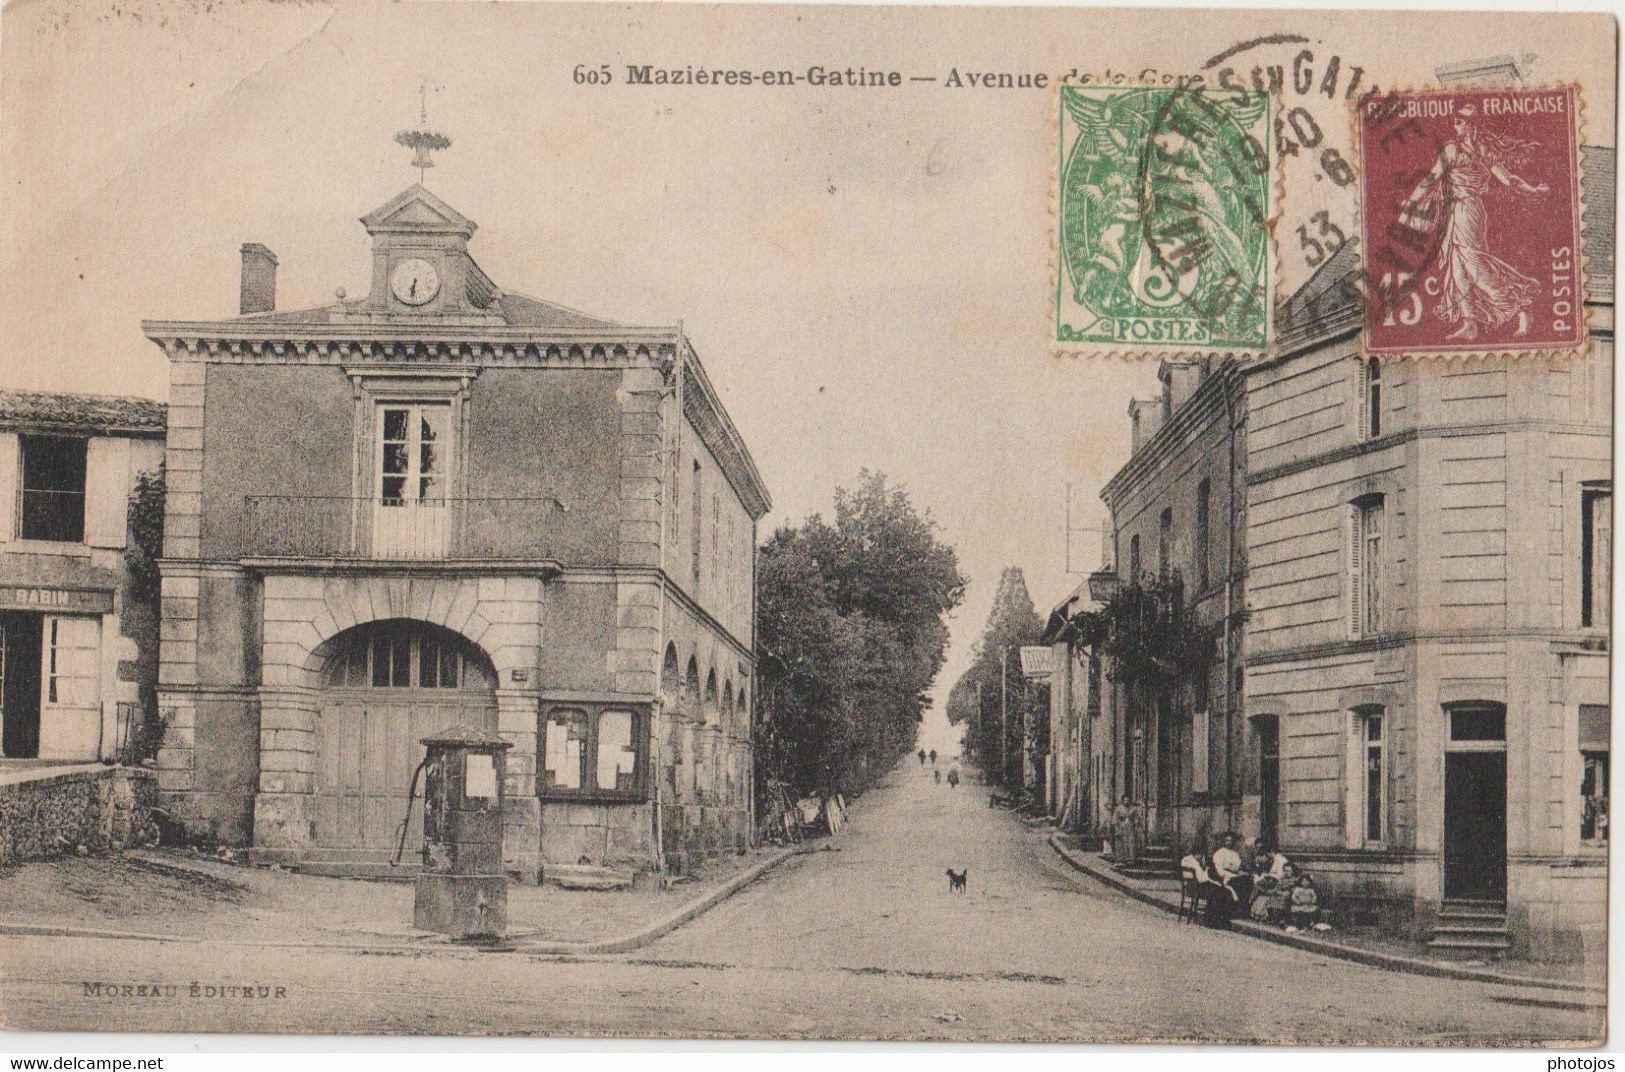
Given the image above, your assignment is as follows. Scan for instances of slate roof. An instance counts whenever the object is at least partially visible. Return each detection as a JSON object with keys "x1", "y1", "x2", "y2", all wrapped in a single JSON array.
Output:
[
  {"x1": 0, "y1": 389, "x2": 166, "y2": 435},
  {"x1": 219, "y1": 289, "x2": 619, "y2": 331},
  {"x1": 1581, "y1": 145, "x2": 1615, "y2": 303}
]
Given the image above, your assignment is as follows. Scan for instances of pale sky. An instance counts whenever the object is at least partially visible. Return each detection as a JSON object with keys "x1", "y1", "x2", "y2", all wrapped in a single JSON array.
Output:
[{"x1": 2, "y1": 1, "x2": 1611, "y2": 740}]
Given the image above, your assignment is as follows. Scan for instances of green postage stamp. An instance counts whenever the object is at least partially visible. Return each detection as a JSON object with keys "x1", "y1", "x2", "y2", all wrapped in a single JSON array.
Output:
[{"x1": 1055, "y1": 83, "x2": 1273, "y2": 355}]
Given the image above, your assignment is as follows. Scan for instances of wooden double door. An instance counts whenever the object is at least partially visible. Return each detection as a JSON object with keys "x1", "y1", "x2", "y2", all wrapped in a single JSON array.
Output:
[{"x1": 313, "y1": 690, "x2": 497, "y2": 852}]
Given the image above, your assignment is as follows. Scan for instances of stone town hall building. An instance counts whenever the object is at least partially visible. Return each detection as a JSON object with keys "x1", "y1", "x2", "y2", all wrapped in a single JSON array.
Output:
[{"x1": 143, "y1": 178, "x2": 769, "y2": 881}]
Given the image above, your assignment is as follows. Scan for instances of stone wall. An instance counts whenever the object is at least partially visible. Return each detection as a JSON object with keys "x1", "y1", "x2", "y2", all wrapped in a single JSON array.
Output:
[{"x1": 0, "y1": 766, "x2": 159, "y2": 866}]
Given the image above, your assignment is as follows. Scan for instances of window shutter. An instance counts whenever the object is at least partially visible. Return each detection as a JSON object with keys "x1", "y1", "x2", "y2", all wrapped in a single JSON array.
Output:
[
  {"x1": 1355, "y1": 360, "x2": 1369, "y2": 441},
  {"x1": 0, "y1": 433, "x2": 16, "y2": 541},
  {"x1": 1348, "y1": 504, "x2": 1362, "y2": 638},
  {"x1": 84, "y1": 437, "x2": 130, "y2": 549}
]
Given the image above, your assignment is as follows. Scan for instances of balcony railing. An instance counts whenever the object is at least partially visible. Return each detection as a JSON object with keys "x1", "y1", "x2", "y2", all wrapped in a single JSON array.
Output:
[{"x1": 242, "y1": 496, "x2": 561, "y2": 561}]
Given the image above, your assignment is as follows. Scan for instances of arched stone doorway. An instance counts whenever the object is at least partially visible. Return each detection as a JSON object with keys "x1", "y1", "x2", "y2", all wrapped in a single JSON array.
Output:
[{"x1": 311, "y1": 618, "x2": 497, "y2": 853}]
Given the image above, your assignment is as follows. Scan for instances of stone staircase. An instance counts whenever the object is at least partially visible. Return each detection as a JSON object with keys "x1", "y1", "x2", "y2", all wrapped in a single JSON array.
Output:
[
  {"x1": 545, "y1": 863, "x2": 636, "y2": 891},
  {"x1": 1107, "y1": 840, "x2": 1178, "y2": 881},
  {"x1": 1427, "y1": 899, "x2": 1512, "y2": 959},
  {"x1": 290, "y1": 854, "x2": 419, "y2": 883}
]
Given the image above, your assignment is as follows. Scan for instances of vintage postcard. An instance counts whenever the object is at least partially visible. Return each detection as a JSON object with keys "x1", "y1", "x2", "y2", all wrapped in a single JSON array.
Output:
[{"x1": 0, "y1": 0, "x2": 1614, "y2": 1048}]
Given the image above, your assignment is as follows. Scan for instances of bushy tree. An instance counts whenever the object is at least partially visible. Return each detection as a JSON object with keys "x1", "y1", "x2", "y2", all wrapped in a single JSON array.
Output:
[
  {"x1": 756, "y1": 471, "x2": 964, "y2": 805},
  {"x1": 948, "y1": 567, "x2": 1043, "y2": 789}
]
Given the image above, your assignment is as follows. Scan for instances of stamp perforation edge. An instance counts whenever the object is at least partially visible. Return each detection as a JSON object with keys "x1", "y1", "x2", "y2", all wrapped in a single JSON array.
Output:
[
  {"x1": 1051, "y1": 77, "x2": 1278, "y2": 362},
  {"x1": 1348, "y1": 80, "x2": 1593, "y2": 365}
]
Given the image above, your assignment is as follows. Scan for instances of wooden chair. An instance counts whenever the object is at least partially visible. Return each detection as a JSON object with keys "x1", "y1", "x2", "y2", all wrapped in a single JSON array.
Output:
[{"x1": 1178, "y1": 866, "x2": 1209, "y2": 924}]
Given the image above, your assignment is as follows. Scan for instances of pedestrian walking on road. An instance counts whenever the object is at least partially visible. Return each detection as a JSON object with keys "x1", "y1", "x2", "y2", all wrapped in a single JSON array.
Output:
[
  {"x1": 918, "y1": 749, "x2": 926, "y2": 766},
  {"x1": 947, "y1": 766, "x2": 960, "y2": 788},
  {"x1": 934, "y1": 769, "x2": 942, "y2": 784},
  {"x1": 929, "y1": 749, "x2": 937, "y2": 765}
]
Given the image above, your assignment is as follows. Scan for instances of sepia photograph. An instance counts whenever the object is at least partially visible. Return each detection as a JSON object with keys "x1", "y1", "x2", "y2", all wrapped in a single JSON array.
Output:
[{"x1": 0, "y1": 0, "x2": 1614, "y2": 1050}]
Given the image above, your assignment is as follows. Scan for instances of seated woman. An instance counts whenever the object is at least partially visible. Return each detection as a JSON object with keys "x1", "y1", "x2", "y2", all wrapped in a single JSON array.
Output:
[
  {"x1": 1286, "y1": 873, "x2": 1321, "y2": 932},
  {"x1": 1250, "y1": 839, "x2": 1291, "y2": 879},
  {"x1": 1179, "y1": 840, "x2": 1232, "y2": 929},
  {"x1": 1249, "y1": 871, "x2": 1285, "y2": 924},
  {"x1": 1183, "y1": 844, "x2": 1228, "y2": 922},
  {"x1": 1211, "y1": 831, "x2": 1251, "y2": 909}
]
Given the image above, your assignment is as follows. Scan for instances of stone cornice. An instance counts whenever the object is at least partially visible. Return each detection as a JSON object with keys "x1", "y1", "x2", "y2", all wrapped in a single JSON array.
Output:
[
  {"x1": 1248, "y1": 418, "x2": 1610, "y2": 487},
  {"x1": 681, "y1": 345, "x2": 771, "y2": 519},
  {"x1": 1247, "y1": 628, "x2": 1607, "y2": 667},
  {"x1": 141, "y1": 321, "x2": 682, "y2": 370}
]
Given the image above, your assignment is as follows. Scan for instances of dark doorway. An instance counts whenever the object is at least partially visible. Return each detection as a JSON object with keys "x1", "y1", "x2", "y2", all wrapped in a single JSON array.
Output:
[
  {"x1": 1257, "y1": 717, "x2": 1280, "y2": 850},
  {"x1": 1, "y1": 612, "x2": 44, "y2": 759},
  {"x1": 1444, "y1": 751, "x2": 1507, "y2": 901},
  {"x1": 1156, "y1": 694, "x2": 1175, "y2": 807}
]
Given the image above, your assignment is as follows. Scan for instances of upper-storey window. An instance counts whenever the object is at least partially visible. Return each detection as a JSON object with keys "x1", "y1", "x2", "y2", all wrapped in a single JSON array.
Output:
[
  {"x1": 374, "y1": 404, "x2": 450, "y2": 558},
  {"x1": 19, "y1": 435, "x2": 87, "y2": 543},
  {"x1": 1158, "y1": 508, "x2": 1173, "y2": 581},
  {"x1": 711, "y1": 491, "x2": 722, "y2": 600},
  {"x1": 690, "y1": 461, "x2": 703, "y2": 587},
  {"x1": 1359, "y1": 358, "x2": 1382, "y2": 440},
  {"x1": 1196, "y1": 478, "x2": 1211, "y2": 591},
  {"x1": 1349, "y1": 495, "x2": 1385, "y2": 638},
  {"x1": 1582, "y1": 484, "x2": 1611, "y2": 629},
  {"x1": 1128, "y1": 534, "x2": 1141, "y2": 581}
]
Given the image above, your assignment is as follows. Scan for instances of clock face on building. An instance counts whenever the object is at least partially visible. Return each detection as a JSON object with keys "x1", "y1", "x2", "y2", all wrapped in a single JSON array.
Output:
[{"x1": 390, "y1": 258, "x2": 441, "y2": 306}]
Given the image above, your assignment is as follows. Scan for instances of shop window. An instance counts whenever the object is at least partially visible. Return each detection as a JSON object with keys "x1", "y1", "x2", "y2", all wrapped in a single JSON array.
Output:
[
  {"x1": 1581, "y1": 704, "x2": 1609, "y2": 844},
  {"x1": 1581, "y1": 485, "x2": 1611, "y2": 628},
  {"x1": 1352, "y1": 706, "x2": 1385, "y2": 847},
  {"x1": 45, "y1": 616, "x2": 99, "y2": 707},
  {"x1": 320, "y1": 621, "x2": 493, "y2": 691},
  {"x1": 543, "y1": 708, "x2": 589, "y2": 791},
  {"x1": 19, "y1": 436, "x2": 87, "y2": 543},
  {"x1": 543, "y1": 704, "x2": 647, "y2": 800}
]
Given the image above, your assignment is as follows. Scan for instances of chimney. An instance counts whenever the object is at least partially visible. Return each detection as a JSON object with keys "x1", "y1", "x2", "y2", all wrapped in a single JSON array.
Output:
[
  {"x1": 1159, "y1": 359, "x2": 1204, "y2": 415},
  {"x1": 1129, "y1": 398, "x2": 1163, "y2": 453},
  {"x1": 240, "y1": 243, "x2": 278, "y2": 315}
]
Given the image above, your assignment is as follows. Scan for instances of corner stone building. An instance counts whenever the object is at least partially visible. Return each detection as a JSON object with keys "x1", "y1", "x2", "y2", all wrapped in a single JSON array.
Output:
[
  {"x1": 144, "y1": 183, "x2": 769, "y2": 881},
  {"x1": 1243, "y1": 148, "x2": 1612, "y2": 961}
]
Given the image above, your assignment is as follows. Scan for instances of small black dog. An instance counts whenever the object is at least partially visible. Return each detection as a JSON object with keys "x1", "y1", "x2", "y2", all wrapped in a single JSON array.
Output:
[{"x1": 946, "y1": 867, "x2": 968, "y2": 894}]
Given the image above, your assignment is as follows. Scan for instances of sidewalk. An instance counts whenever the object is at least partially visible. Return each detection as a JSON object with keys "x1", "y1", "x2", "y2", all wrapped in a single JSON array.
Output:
[
  {"x1": 0, "y1": 845, "x2": 794, "y2": 954},
  {"x1": 1046, "y1": 831, "x2": 1606, "y2": 996}
]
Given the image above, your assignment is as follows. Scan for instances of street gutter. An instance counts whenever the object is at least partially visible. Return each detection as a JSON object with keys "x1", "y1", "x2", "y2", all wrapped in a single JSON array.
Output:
[
  {"x1": 0, "y1": 847, "x2": 798, "y2": 958},
  {"x1": 510, "y1": 846, "x2": 798, "y2": 954},
  {"x1": 1046, "y1": 832, "x2": 1605, "y2": 998}
]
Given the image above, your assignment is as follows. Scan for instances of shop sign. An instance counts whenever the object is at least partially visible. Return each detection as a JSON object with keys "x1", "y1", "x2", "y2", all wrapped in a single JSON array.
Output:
[{"x1": 0, "y1": 586, "x2": 114, "y2": 614}]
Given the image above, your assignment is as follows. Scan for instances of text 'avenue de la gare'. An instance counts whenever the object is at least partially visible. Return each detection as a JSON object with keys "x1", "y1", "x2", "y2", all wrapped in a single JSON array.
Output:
[{"x1": 579, "y1": 64, "x2": 1055, "y2": 88}]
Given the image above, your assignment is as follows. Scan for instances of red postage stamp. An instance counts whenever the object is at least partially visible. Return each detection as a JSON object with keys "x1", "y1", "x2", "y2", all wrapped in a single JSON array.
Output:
[{"x1": 1357, "y1": 85, "x2": 1584, "y2": 356}]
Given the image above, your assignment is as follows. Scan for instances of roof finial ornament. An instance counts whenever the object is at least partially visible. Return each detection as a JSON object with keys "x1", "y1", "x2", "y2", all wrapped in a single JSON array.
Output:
[{"x1": 394, "y1": 79, "x2": 450, "y2": 184}]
